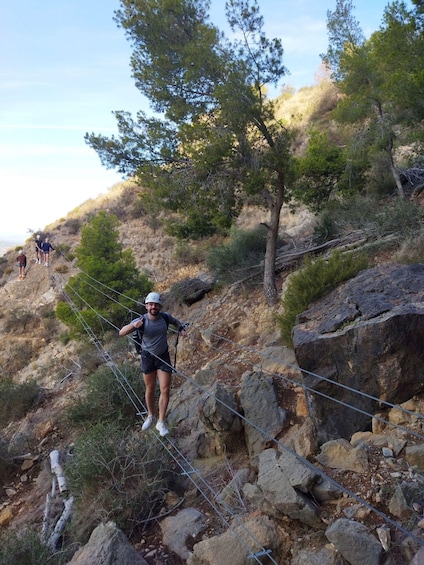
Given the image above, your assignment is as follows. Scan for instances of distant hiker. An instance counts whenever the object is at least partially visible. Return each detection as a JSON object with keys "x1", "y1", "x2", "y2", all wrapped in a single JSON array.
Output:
[
  {"x1": 16, "y1": 250, "x2": 27, "y2": 280},
  {"x1": 41, "y1": 237, "x2": 54, "y2": 266},
  {"x1": 35, "y1": 234, "x2": 43, "y2": 264},
  {"x1": 119, "y1": 291, "x2": 188, "y2": 437}
]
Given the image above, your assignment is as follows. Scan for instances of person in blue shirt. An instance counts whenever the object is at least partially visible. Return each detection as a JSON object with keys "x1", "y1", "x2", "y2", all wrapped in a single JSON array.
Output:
[
  {"x1": 119, "y1": 292, "x2": 188, "y2": 436},
  {"x1": 40, "y1": 237, "x2": 54, "y2": 266}
]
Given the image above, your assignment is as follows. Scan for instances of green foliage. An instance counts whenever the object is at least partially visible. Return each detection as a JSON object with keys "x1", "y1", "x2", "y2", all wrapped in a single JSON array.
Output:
[
  {"x1": 374, "y1": 198, "x2": 423, "y2": 237},
  {"x1": 313, "y1": 196, "x2": 423, "y2": 244},
  {"x1": 56, "y1": 211, "x2": 153, "y2": 337},
  {"x1": 395, "y1": 231, "x2": 424, "y2": 264},
  {"x1": 206, "y1": 225, "x2": 269, "y2": 283},
  {"x1": 291, "y1": 129, "x2": 347, "y2": 212},
  {"x1": 54, "y1": 243, "x2": 72, "y2": 258},
  {"x1": 86, "y1": 0, "x2": 295, "y2": 301},
  {"x1": 278, "y1": 250, "x2": 368, "y2": 346},
  {"x1": 0, "y1": 527, "x2": 69, "y2": 565},
  {"x1": 0, "y1": 378, "x2": 41, "y2": 426},
  {"x1": 173, "y1": 239, "x2": 211, "y2": 265},
  {"x1": 166, "y1": 211, "x2": 226, "y2": 240},
  {"x1": 58, "y1": 332, "x2": 71, "y2": 345},
  {"x1": 65, "y1": 421, "x2": 172, "y2": 539},
  {"x1": 323, "y1": 1, "x2": 424, "y2": 197},
  {"x1": 66, "y1": 363, "x2": 143, "y2": 429}
]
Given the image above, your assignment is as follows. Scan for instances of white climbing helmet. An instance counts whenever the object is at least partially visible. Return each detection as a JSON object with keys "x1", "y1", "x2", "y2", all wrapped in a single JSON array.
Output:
[{"x1": 145, "y1": 292, "x2": 163, "y2": 305}]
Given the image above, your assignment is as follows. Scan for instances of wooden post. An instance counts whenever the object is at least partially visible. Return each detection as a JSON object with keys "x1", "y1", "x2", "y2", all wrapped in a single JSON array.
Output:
[{"x1": 49, "y1": 450, "x2": 67, "y2": 493}]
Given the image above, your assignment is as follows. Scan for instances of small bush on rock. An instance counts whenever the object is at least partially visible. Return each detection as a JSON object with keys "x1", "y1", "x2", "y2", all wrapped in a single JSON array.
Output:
[{"x1": 278, "y1": 250, "x2": 368, "y2": 346}]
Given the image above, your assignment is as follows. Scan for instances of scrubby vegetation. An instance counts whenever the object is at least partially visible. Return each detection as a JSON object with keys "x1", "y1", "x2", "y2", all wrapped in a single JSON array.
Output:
[
  {"x1": 0, "y1": 527, "x2": 70, "y2": 565},
  {"x1": 65, "y1": 421, "x2": 173, "y2": 541},
  {"x1": 2, "y1": 1, "x2": 424, "y2": 560},
  {"x1": 206, "y1": 225, "x2": 272, "y2": 284},
  {"x1": 64, "y1": 364, "x2": 173, "y2": 541},
  {"x1": 0, "y1": 378, "x2": 41, "y2": 427},
  {"x1": 66, "y1": 364, "x2": 143, "y2": 429},
  {"x1": 278, "y1": 250, "x2": 368, "y2": 346},
  {"x1": 313, "y1": 196, "x2": 423, "y2": 244}
]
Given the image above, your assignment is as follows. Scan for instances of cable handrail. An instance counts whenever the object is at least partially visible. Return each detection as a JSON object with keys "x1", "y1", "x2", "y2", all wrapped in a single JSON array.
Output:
[{"x1": 48, "y1": 253, "x2": 424, "y2": 553}]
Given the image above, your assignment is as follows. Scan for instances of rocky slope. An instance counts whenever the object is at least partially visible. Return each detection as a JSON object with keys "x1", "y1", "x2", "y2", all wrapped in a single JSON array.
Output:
[{"x1": 1, "y1": 184, "x2": 424, "y2": 564}]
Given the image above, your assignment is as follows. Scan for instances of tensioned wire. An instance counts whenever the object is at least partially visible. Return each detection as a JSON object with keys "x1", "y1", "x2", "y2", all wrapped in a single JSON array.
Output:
[
  {"x1": 51, "y1": 269, "x2": 424, "y2": 550},
  {"x1": 59, "y1": 266, "x2": 424, "y2": 456},
  {"x1": 60, "y1": 263, "x2": 424, "y2": 441},
  {"x1": 54, "y1": 277, "x2": 281, "y2": 564},
  {"x1": 57, "y1": 277, "x2": 424, "y2": 553},
  {"x1": 54, "y1": 246, "x2": 424, "y2": 428},
  {"x1": 186, "y1": 330, "x2": 424, "y2": 442}
]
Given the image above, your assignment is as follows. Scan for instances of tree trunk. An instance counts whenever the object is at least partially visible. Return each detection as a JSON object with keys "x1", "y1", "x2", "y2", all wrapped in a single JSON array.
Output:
[
  {"x1": 263, "y1": 177, "x2": 284, "y2": 306},
  {"x1": 387, "y1": 137, "x2": 405, "y2": 199}
]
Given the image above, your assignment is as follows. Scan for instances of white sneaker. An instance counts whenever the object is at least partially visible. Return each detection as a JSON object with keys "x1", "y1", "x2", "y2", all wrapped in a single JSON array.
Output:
[
  {"x1": 141, "y1": 415, "x2": 154, "y2": 431},
  {"x1": 155, "y1": 421, "x2": 169, "y2": 437}
]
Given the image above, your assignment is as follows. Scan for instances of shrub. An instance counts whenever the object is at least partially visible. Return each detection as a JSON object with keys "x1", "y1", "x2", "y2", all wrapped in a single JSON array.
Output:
[
  {"x1": 0, "y1": 378, "x2": 41, "y2": 426},
  {"x1": 173, "y1": 239, "x2": 212, "y2": 265},
  {"x1": 66, "y1": 363, "x2": 143, "y2": 429},
  {"x1": 0, "y1": 527, "x2": 69, "y2": 565},
  {"x1": 4, "y1": 309, "x2": 40, "y2": 333},
  {"x1": 313, "y1": 196, "x2": 423, "y2": 244},
  {"x1": 374, "y1": 198, "x2": 422, "y2": 238},
  {"x1": 395, "y1": 231, "x2": 424, "y2": 264},
  {"x1": 65, "y1": 421, "x2": 173, "y2": 540},
  {"x1": 4, "y1": 341, "x2": 35, "y2": 374},
  {"x1": 0, "y1": 436, "x2": 17, "y2": 485},
  {"x1": 54, "y1": 264, "x2": 69, "y2": 274},
  {"x1": 278, "y1": 250, "x2": 368, "y2": 346},
  {"x1": 206, "y1": 225, "x2": 272, "y2": 283},
  {"x1": 59, "y1": 332, "x2": 71, "y2": 345},
  {"x1": 64, "y1": 218, "x2": 82, "y2": 235}
]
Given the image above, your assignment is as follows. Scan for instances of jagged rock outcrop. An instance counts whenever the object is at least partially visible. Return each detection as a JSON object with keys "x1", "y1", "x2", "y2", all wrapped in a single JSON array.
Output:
[
  {"x1": 243, "y1": 447, "x2": 324, "y2": 528},
  {"x1": 168, "y1": 276, "x2": 215, "y2": 305},
  {"x1": 325, "y1": 518, "x2": 383, "y2": 565},
  {"x1": 293, "y1": 263, "x2": 424, "y2": 443},
  {"x1": 160, "y1": 508, "x2": 206, "y2": 561},
  {"x1": 239, "y1": 371, "x2": 288, "y2": 459},
  {"x1": 66, "y1": 521, "x2": 148, "y2": 565},
  {"x1": 186, "y1": 514, "x2": 287, "y2": 565}
]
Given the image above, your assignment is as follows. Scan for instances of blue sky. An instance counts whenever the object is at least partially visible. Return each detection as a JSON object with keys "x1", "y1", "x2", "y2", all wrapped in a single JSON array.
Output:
[{"x1": 0, "y1": 0, "x2": 410, "y2": 242}]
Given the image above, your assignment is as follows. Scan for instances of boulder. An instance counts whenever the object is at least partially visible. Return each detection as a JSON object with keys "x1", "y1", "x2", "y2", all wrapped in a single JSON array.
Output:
[
  {"x1": 66, "y1": 521, "x2": 147, "y2": 565},
  {"x1": 325, "y1": 518, "x2": 383, "y2": 565},
  {"x1": 243, "y1": 447, "x2": 323, "y2": 528},
  {"x1": 186, "y1": 514, "x2": 287, "y2": 565},
  {"x1": 161, "y1": 508, "x2": 206, "y2": 561},
  {"x1": 239, "y1": 371, "x2": 288, "y2": 459},
  {"x1": 316, "y1": 439, "x2": 369, "y2": 473},
  {"x1": 293, "y1": 264, "x2": 424, "y2": 443},
  {"x1": 170, "y1": 277, "x2": 214, "y2": 305}
]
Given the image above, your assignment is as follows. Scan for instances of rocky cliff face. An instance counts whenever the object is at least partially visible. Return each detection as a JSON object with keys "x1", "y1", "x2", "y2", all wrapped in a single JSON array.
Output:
[{"x1": 293, "y1": 263, "x2": 424, "y2": 443}]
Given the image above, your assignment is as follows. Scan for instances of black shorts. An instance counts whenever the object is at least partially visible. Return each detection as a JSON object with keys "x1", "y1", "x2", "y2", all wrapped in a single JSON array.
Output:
[{"x1": 141, "y1": 349, "x2": 172, "y2": 374}]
